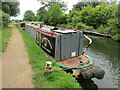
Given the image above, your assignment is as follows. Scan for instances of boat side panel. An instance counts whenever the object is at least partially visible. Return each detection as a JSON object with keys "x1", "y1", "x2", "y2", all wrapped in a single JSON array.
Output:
[
  {"x1": 70, "y1": 32, "x2": 80, "y2": 57},
  {"x1": 55, "y1": 35, "x2": 61, "y2": 61},
  {"x1": 61, "y1": 34, "x2": 71, "y2": 60},
  {"x1": 25, "y1": 24, "x2": 36, "y2": 40},
  {"x1": 78, "y1": 32, "x2": 83, "y2": 55},
  {"x1": 40, "y1": 32, "x2": 56, "y2": 58},
  {"x1": 31, "y1": 27, "x2": 36, "y2": 40},
  {"x1": 36, "y1": 31, "x2": 41, "y2": 45}
]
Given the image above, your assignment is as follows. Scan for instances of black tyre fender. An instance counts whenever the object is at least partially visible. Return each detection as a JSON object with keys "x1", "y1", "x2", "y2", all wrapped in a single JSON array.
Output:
[
  {"x1": 91, "y1": 66, "x2": 105, "y2": 79},
  {"x1": 82, "y1": 69, "x2": 95, "y2": 79}
]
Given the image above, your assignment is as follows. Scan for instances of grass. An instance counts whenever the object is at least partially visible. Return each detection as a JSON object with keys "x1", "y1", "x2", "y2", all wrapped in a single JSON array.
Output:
[
  {"x1": 29, "y1": 21, "x2": 44, "y2": 24},
  {"x1": 16, "y1": 24, "x2": 82, "y2": 88},
  {"x1": 1, "y1": 26, "x2": 12, "y2": 52},
  {"x1": 22, "y1": 21, "x2": 44, "y2": 24}
]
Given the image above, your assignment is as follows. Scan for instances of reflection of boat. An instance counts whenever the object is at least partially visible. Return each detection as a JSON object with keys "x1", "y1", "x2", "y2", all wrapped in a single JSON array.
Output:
[{"x1": 23, "y1": 23, "x2": 105, "y2": 79}]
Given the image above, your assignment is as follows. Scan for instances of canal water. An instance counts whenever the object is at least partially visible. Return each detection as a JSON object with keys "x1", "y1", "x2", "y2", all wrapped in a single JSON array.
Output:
[{"x1": 79, "y1": 35, "x2": 120, "y2": 89}]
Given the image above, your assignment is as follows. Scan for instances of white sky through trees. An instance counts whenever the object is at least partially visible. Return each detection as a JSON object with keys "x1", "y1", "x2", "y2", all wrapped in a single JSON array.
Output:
[
  {"x1": 10, "y1": 0, "x2": 79, "y2": 20},
  {"x1": 10, "y1": 0, "x2": 119, "y2": 20}
]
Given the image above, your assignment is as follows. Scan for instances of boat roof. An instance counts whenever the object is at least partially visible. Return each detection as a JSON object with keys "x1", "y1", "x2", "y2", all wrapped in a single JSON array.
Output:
[{"x1": 26, "y1": 23, "x2": 78, "y2": 35}]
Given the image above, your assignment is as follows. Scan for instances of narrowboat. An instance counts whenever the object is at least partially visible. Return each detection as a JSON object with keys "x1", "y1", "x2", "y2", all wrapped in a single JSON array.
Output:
[{"x1": 24, "y1": 23, "x2": 105, "y2": 79}]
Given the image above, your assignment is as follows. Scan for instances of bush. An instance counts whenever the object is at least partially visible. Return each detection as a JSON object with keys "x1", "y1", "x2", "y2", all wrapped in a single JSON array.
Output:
[
  {"x1": 1, "y1": 11, "x2": 10, "y2": 27},
  {"x1": 112, "y1": 34, "x2": 120, "y2": 41},
  {"x1": 97, "y1": 25, "x2": 106, "y2": 32},
  {"x1": 75, "y1": 23, "x2": 94, "y2": 30}
]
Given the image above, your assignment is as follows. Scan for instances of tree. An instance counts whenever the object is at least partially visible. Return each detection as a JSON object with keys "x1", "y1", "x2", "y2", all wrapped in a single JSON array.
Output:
[
  {"x1": 78, "y1": 3, "x2": 115, "y2": 29},
  {"x1": 36, "y1": 7, "x2": 46, "y2": 21},
  {"x1": 88, "y1": 1, "x2": 100, "y2": 7},
  {"x1": 60, "y1": 14, "x2": 67, "y2": 24},
  {"x1": 72, "y1": 1, "x2": 101, "y2": 11},
  {"x1": 38, "y1": 0, "x2": 67, "y2": 11},
  {"x1": 1, "y1": 1, "x2": 20, "y2": 27},
  {"x1": 2, "y1": 2, "x2": 20, "y2": 16},
  {"x1": 72, "y1": 2, "x2": 89, "y2": 11},
  {"x1": 67, "y1": 10, "x2": 81, "y2": 23},
  {"x1": 44, "y1": 4, "x2": 63, "y2": 26},
  {"x1": 0, "y1": 10, "x2": 10, "y2": 27},
  {"x1": 104, "y1": 4, "x2": 120, "y2": 41},
  {"x1": 24, "y1": 10, "x2": 35, "y2": 21}
]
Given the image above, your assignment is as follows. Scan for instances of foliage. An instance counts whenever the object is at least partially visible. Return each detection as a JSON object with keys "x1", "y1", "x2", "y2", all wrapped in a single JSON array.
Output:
[
  {"x1": 36, "y1": 1, "x2": 119, "y2": 41},
  {"x1": 112, "y1": 34, "x2": 120, "y2": 41},
  {"x1": 67, "y1": 10, "x2": 81, "y2": 23},
  {"x1": 36, "y1": 0, "x2": 67, "y2": 22},
  {"x1": 24, "y1": 10, "x2": 35, "y2": 21},
  {"x1": 75, "y1": 23, "x2": 94, "y2": 30},
  {"x1": 59, "y1": 14, "x2": 68, "y2": 24},
  {"x1": 16, "y1": 24, "x2": 82, "y2": 88},
  {"x1": 72, "y1": 1, "x2": 101, "y2": 11},
  {"x1": 2, "y1": 27, "x2": 12, "y2": 52},
  {"x1": 1, "y1": 10, "x2": 10, "y2": 27},
  {"x1": 44, "y1": 4, "x2": 63, "y2": 26},
  {"x1": 1, "y1": 1, "x2": 20, "y2": 27},
  {"x1": 88, "y1": 1, "x2": 101, "y2": 7},
  {"x1": 102, "y1": 4, "x2": 120, "y2": 41},
  {"x1": 72, "y1": 2, "x2": 89, "y2": 11},
  {"x1": 79, "y1": 3, "x2": 115, "y2": 29},
  {"x1": 2, "y1": 2, "x2": 20, "y2": 16},
  {"x1": 36, "y1": 7, "x2": 46, "y2": 21},
  {"x1": 38, "y1": 0, "x2": 67, "y2": 11},
  {"x1": 27, "y1": 21, "x2": 44, "y2": 24},
  {"x1": 57, "y1": 23, "x2": 74, "y2": 29}
]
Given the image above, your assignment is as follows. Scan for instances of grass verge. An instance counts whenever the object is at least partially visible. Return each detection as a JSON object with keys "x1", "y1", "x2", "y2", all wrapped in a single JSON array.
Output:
[
  {"x1": 1, "y1": 27, "x2": 12, "y2": 52},
  {"x1": 16, "y1": 24, "x2": 82, "y2": 88}
]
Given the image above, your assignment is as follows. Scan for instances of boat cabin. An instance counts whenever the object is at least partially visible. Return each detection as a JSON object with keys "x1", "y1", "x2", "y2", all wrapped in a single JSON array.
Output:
[{"x1": 25, "y1": 23, "x2": 83, "y2": 61}]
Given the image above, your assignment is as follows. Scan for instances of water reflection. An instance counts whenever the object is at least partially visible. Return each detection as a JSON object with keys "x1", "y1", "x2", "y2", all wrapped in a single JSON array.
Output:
[
  {"x1": 77, "y1": 78, "x2": 98, "y2": 90},
  {"x1": 79, "y1": 35, "x2": 120, "y2": 88}
]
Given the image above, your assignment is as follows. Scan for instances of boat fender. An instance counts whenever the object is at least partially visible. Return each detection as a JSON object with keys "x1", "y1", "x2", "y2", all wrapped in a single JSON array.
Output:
[
  {"x1": 82, "y1": 69, "x2": 95, "y2": 79},
  {"x1": 91, "y1": 66, "x2": 105, "y2": 79}
]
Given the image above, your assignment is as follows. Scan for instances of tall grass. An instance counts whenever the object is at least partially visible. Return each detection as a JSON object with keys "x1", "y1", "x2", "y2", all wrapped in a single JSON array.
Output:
[
  {"x1": 1, "y1": 27, "x2": 12, "y2": 52},
  {"x1": 16, "y1": 24, "x2": 82, "y2": 88}
]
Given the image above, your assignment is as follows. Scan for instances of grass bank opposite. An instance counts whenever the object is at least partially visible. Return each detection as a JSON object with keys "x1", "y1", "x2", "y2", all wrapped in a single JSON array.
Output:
[
  {"x1": 16, "y1": 24, "x2": 82, "y2": 88},
  {"x1": 2, "y1": 26, "x2": 12, "y2": 52}
]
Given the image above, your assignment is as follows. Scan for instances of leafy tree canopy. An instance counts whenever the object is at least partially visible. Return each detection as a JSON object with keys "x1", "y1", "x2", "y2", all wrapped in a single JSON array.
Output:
[
  {"x1": 72, "y1": 1, "x2": 102, "y2": 11},
  {"x1": 0, "y1": 10, "x2": 10, "y2": 27},
  {"x1": 24, "y1": 10, "x2": 35, "y2": 21},
  {"x1": 38, "y1": 0, "x2": 67, "y2": 11},
  {"x1": 2, "y1": 2, "x2": 20, "y2": 16},
  {"x1": 72, "y1": 2, "x2": 89, "y2": 11},
  {"x1": 36, "y1": 7, "x2": 46, "y2": 21},
  {"x1": 44, "y1": 4, "x2": 63, "y2": 25}
]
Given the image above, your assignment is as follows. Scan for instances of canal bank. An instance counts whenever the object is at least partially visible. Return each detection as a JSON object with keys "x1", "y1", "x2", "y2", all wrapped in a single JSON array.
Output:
[
  {"x1": 82, "y1": 30, "x2": 111, "y2": 37},
  {"x1": 16, "y1": 24, "x2": 82, "y2": 88},
  {"x1": 79, "y1": 35, "x2": 120, "y2": 89}
]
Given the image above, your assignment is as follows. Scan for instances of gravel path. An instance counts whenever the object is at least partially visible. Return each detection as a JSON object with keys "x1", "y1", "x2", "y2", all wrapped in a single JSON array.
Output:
[{"x1": 2, "y1": 25, "x2": 33, "y2": 88}]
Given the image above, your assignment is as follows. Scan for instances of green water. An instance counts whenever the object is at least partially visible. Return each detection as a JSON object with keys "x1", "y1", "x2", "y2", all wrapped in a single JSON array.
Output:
[{"x1": 81, "y1": 35, "x2": 120, "y2": 89}]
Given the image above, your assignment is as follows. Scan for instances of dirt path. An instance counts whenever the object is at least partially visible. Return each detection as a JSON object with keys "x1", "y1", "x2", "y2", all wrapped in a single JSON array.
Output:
[{"x1": 2, "y1": 25, "x2": 33, "y2": 88}]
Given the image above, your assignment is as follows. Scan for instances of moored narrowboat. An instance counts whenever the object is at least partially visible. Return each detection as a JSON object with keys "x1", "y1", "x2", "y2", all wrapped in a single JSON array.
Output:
[{"x1": 24, "y1": 23, "x2": 105, "y2": 79}]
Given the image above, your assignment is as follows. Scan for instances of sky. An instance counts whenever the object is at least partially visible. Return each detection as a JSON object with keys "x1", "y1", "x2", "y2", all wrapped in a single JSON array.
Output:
[{"x1": 10, "y1": 0, "x2": 80, "y2": 20}]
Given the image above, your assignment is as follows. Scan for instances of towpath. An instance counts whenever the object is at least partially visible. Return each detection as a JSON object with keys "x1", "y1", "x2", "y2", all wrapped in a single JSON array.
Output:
[{"x1": 2, "y1": 24, "x2": 33, "y2": 88}]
